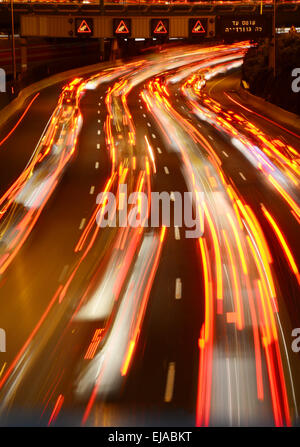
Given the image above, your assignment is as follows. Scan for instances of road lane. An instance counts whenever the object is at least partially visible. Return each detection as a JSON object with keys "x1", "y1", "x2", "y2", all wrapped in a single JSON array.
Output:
[{"x1": 0, "y1": 43, "x2": 299, "y2": 427}]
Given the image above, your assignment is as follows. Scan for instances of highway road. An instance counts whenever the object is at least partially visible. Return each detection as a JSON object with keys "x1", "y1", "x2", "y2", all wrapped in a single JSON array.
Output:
[{"x1": 0, "y1": 42, "x2": 299, "y2": 427}]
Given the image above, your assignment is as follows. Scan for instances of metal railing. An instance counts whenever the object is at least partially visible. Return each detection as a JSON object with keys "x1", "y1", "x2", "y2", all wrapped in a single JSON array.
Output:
[{"x1": 0, "y1": 0, "x2": 296, "y2": 5}]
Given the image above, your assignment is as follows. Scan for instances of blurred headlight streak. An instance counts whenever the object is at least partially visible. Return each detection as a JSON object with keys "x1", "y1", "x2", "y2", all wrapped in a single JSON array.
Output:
[{"x1": 79, "y1": 228, "x2": 166, "y2": 425}]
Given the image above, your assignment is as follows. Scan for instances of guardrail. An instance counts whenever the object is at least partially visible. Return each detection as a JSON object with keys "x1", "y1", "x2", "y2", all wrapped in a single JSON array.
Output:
[
  {"x1": 0, "y1": 0, "x2": 298, "y2": 3},
  {"x1": 0, "y1": 0, "x2": 299, "y2": 5}
]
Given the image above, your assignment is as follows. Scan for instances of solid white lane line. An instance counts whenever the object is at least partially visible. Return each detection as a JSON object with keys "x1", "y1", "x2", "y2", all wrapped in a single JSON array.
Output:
[
  {"x1": 79, "y1": 218, "x2": 86, "y2": 230},
  {"x1": 175, "y1": 278, "x2": 182, "y2": 300},
  {"x1": 164, "y1": 362, "x2": 176, "y2": 403}
]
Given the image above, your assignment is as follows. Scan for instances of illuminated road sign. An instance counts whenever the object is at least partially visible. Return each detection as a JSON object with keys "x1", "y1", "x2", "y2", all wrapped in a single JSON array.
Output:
[
  {"x1": 75, "y1": 18, "x2": 93, "y2": 37},
  {"x1": 189, "y1": 18, "x2": 208, "y2": 38},
  {"x1": 151, "y1": 19, "x2": 169, "y2": 37},
  {"x1": 219, "y1": 15, "x2": 270, "y2": 39},
  {"x1": 113, "y1": 18, "x2": 131, "y2": 37}
]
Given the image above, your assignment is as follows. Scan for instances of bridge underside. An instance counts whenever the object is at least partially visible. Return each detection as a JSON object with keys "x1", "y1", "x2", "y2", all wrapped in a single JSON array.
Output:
[{"x1": 1, "y1": 2, "x2": 300, "y2": 37}]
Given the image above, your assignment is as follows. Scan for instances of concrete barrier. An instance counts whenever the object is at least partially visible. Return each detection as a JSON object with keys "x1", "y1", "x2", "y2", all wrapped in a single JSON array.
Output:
[
  {"x1": 238, "y1": 83, "x2": 300, "y2": 134},
  {"x1": 0, "y1": 68, "x2": 5, "y2": 93}
]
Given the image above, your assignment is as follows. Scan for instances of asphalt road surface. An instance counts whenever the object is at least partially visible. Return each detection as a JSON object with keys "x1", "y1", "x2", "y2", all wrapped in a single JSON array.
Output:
[{"x1": 0, "y1": 42, "x2": 299, "y2": 427}]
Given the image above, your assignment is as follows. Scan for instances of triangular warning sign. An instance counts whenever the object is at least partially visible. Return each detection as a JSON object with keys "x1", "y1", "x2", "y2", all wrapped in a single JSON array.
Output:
[
  {"x1": 115, "y1": 20, "x2": 129, "y2": 34},
  {"x1": 154, "y1": 20, "x2": 168, "y2": 34},
  {"x1": 192, "y1": 20, "x2": 206, "y2": 34},
  {"x1": 77, "y1": 20, "x2": 92, "y2": 34}
]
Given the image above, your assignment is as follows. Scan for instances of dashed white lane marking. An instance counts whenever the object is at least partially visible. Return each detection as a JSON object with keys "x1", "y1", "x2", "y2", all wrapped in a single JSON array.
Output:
[
  {"x1": 97, "y1": 130, "x2": 101, "y2": 135},
  {"x1": 140, "y1": 106, "x2": 143, "y2": 109},
  {"x1": 222, "y1": 151, "x2": 229, "y2": 158},
  {"x1": 147, "y1": 122, "x2": 151, "y2": 127},
  {"x1": 239, "y1": 172, "x2": 247, "y2": 181},
  {"x1": 79, "y1": 218, "x2": 86, "y2": 230},
  {"x1": 98, "y1": 103, "x2": 101, "y2": 106},
  {"x1": 152, "y1": 133, "x2": 156, "y2": 139},
  {"x1": 208, "y1": 135, "x2": 213, "y2": 141},
  {"x1": 164, "y1": 166, "x2": 169, "y2": 175},
  {"x1": 157, "y1": 147, "x2": 162, "y2": 154},
  {"x1": 164, "y1": 362, "x2": 176, "y2": 403},
  {"x1": 95, "y1": 162, "x2": 99, "y2": 169},
  {"x1": 139, "y1": 99, "x2": 141, "y2": 103},
  {"x1": 90, "y1": 186, "x2": 95, "y2": 195},
  {"x1": 59, "y1": 264, "x2": 69, "y2": 283},
  {"x1": 143, "y1": 113, "x2": 146, "y2": 118},
  {"x1": 175, "y1": 278, "x2": 182, "y2": 300},
  {"x1": 98, "y1": 119, "x2": 101, "y2": 123},
  {"x1": 170, "y1": 191, "x2": 175, "y2": 202},
  {"x1": 197, "y1": 123, "x2": 202, "y2": 128},
  {"x1": 97, "y1": 143, "x2": 100, "y2": 150},
  {"x1": 174, "y1": 226, "x2": 180, "y2": 240},
  {"x1": 97, "y1": 111, "x2": 100, "y2": 114}
]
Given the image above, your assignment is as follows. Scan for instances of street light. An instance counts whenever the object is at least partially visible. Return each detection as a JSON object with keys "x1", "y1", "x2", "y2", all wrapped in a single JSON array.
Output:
[{"x1": 10, "y1": 0, "x2": 17, "y2": 83}]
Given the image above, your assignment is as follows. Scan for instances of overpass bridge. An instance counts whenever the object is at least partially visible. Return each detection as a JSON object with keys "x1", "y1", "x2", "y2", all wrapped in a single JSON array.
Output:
[
  {"x1": 0, "y1": 2, "x2": 299, "y2": 39},
  {"x1": 0, "y1": 1, "x2": 299, "y2": 80}
]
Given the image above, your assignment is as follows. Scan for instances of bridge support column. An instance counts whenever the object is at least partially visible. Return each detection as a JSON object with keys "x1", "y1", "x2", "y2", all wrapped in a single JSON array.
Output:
[
  {"x1": 99, "y1": 38, "x2": 105, "y2": 61},
  {"x1": 268, "y1": 37, "x2": 275, "y2": 76},
  {"x1": 110, "y1": 38, "x2": 119, "y2": 62},
  {"x1": 20, "y1": 38, "x2": 28, "y2": 74},
  {"x1": 262, "y1": 38, "x2": 269, "y2": 66}
]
